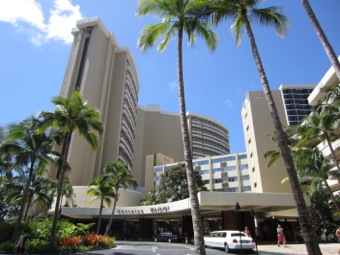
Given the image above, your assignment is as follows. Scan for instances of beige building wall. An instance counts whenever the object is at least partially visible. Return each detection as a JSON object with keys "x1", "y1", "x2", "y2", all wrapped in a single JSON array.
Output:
[
  {"x1": 144, "y1": 153, "x2": 175, "y2": 193},
  {"x1": 241, "y1": 90, "x2": 292, "y2": 193},
  {"x1": 132, "y1": 105, "x2": 184, "y2": 187},
  {"x1": 56, "y1": 17, "x2": 139, "y2": 186}
]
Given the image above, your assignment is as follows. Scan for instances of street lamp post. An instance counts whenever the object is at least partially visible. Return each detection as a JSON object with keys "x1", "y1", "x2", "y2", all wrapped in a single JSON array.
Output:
[
  {"x1": 250, "y1": 208, "x2": 259, "y2": 255},
  {"x1": 235, "y1": 202, "x2": 243, "y2": 254}
]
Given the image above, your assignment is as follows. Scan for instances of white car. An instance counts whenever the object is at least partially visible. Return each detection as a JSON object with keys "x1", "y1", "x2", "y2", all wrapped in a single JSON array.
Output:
[{"x1": 204, "y1": 230, "x2": 255, "y2": 253}]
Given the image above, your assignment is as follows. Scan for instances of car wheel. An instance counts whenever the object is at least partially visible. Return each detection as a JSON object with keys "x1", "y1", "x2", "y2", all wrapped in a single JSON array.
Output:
[
  {"x1": 224, "y1": 243, "x2": 229, "y2": 253},
  {"x1": 168, "y1": 238, "x2": 172, "y2": 243},
  {"x1": 154, "y1": 238, "x2": 158, "y2": 242}
]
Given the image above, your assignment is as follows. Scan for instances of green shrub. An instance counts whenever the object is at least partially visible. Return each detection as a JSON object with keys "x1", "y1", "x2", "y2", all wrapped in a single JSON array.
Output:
[
  {"x1": 0, "y1": 240, "x2": 16, "y2": 252},
  {"x1": 25, "y1": 239, "x2": 54, "y2": 252},
  {"x1": 0, "y1": 222, "x2": 15, "y2": 243}
]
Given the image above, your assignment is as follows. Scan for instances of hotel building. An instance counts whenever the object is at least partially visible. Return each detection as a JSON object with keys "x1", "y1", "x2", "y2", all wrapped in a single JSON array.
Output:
[
  {"x1": 241, "y1": 85, "x2": 315, "y2": 193},
  {"x1": 152, "y1": 153, "x2": 250, "y2": 193},
  {"x1": 50, "y1": 16, "x2": 335, "y2": 241}
]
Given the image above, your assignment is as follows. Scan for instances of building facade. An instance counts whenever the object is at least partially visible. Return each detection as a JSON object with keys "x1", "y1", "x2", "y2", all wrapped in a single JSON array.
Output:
[
  {"x1": 58, "y1": 17, "x2": 230, "y2": 190},
  {"x1": 241, "y1": 85, "x2": 315, "y2": 193},
  {"x1": 152, "y1": 153, "x2": 250, "y2": 193},
  {"x1": 54, "y1": 17, "x2": 139, "y2": 186},
  {"x1": 50, "y1": 16, "x2": 338, "y2": 242}
]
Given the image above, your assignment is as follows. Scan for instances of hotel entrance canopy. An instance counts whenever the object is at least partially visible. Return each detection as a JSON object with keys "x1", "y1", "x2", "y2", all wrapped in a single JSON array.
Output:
[{"x1": 61, "y1": 191, "x2": 309, "y2": 220}]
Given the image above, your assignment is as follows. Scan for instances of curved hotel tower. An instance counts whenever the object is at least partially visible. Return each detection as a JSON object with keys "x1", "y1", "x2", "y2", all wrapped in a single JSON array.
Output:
[
  {"x1": 57, "y1": 17, "x2": 230, "y2": 189},
  {"x1": 54, "y1": 17, "x2": 139, "y2": 186},
  {"x1": 48, "y1": 16, "x2": 316, "y2": 242}
]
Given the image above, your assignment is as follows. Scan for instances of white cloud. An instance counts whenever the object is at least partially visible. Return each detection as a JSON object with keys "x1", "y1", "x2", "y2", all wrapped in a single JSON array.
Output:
[
  {"x1": 168, "y1": 81, "x2": 177, "y2": 92},
  {"x1": 224, "y1": 99, "x2": 233, "y2": 109},
  {"x1": 0, "y1": 0, "x2": 82, "y2": 45}
]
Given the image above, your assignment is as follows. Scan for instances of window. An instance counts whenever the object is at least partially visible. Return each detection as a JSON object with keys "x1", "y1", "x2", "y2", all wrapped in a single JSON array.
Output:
[
  {"x1": 154, "y1": 166, "x2": 163, "y2": 173},
  {"x1": 240, "y1": 175, "x2": 250, "y2": 181},
  {"x1": 214, "y1": 178, "x2": 222, "y2": 184},
  {"x1": 238, "y1": 154, "x2": 247, "y2": 160},
  {"x1": 200, "y1": 170, "x2": 209, "y2": 175},
  {"x1": 240, "y1": 164, "x2": 248, "y2": 170},
  {"x1": 213, "y1": 169, "x2": 221, "y2": 174},
  {"x1": 228, "y1": 177, "x2": 238, "y2": 182}
]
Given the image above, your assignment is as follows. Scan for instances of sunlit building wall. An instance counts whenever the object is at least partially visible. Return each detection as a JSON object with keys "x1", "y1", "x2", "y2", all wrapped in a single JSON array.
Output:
[
  {"x1": 152, "y1": 153, "x2": 250, "y2": 193},
  {"x1": 241, "y1": 85, "x2": 315, "y2": 193}
]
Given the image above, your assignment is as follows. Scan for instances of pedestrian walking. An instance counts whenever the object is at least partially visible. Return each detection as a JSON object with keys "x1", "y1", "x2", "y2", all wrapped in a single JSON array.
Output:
[
  {"x1": 276, "y1": 224, "x2": 286, "y2": 247},
  {"x1": 336, "y1": 226, "x2": 340, "y2": 254},
  {"x1": 244, "y1": 227, "x2": 251, "y2": 237}
]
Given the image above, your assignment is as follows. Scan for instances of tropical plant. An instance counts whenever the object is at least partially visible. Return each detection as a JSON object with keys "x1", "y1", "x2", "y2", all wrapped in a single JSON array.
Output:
[
  {"x1": 87, "y1": 173, "x2": 115, "y2": 234},
  {"x1": 294, "y1": 147, "x2": 340, "y2": 210},
  {"x1": 137, "y1": 1, "x2": 217, "y2": 253},
  {"x1": 300, "y1": 0, "x2": 340, "y2": 80},
  {"x1": 0, "y1": 117, "x2": 60, "y2": 241},
  {"x1": 296, "y1": 108, "x2": 340, "y2": 173},
  {"x1": 103, "y1": 160, "x2": 137, "y2": 236},
  {"x1": 140, "y1": 190, "x2": 160, "y2": 206},
  {"x1": 38, "y1": 90, "x2": 104, "y2": 246},
  {"x1": 208, "y1": 0, "x2": 321, "y2": 253},
  {"x1": 157, "y1": 164, "x2": 207, "y2": 203}
]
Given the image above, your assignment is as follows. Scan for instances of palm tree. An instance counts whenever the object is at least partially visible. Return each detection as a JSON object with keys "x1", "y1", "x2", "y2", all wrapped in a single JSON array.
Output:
[
  {"x1": 140, "y1": 190, "x2": 159, "y2": 206},
  {"x1": 209, "y1": 0, "x2": 322, "y2": 253},
  {"x1": 39, "y1": 90, "x2": 104, "y2": 245},
  {"x1": 297, "y1": 109, "x2": 340, "y2": 173},
  {"x1": 137, "y1": 1, "x2": 217, "y2": 253},
  {"x1": 301, "y1": 0, "x2": 340, "y2": 80},
  {"x1": 87, "y1": 173, "x2": 115, "y2": 234},
  {"x1": 295, "y1": 147, "x2": 340, "y2": 211},
  {"x1": 0, "y1": 117, "x2": 59, "y2": 241},
  {"x1": 103, "y1": 160, "x2": 137, "y2": 236}
]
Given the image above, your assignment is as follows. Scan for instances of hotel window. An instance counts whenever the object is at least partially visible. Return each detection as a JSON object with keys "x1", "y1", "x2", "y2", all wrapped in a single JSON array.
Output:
[
  {"x1": 240, "y1": 175, "x2": 250, "y2": 181},
  {"x1": 239, "y1": 164, "x2": 248, "y2": 170},
  {"x1": 238, "y1": 154, "x2": 247, "y2": 160},
  {"x1": 228, "y1": 177, "x2": 238, "y2": 182},
  {"x1": 214, "y1": 178, "x2": 222, "y2": 184},
  {"x1": 242, "y1": 186, "x2": 251, "y2": 192}
]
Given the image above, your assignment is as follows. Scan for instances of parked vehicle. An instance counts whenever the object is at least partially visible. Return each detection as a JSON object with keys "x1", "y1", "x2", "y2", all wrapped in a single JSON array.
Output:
[
  {"x1": 154, "y1": 232, "x2": 183, "y2": 243},
  {"x1": 204, "y1": 230, "x2": 255, "y2": 253}
]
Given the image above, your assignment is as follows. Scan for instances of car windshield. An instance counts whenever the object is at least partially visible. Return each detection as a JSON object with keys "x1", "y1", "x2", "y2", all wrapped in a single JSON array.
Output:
[{"x1": 231, "y1": 233, "x2": 246, "y2": 237}]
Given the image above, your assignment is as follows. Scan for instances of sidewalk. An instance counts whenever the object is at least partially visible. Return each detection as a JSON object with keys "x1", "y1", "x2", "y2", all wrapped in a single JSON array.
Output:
[{"x1": 257, "y1": 243, "x2": 339, "y2": 255}]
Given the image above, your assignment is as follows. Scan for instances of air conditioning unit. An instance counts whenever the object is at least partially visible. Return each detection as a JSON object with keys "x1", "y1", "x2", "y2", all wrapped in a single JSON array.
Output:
[{"x1": 220, "y1": 162, "x2": 227, "y2": 168}]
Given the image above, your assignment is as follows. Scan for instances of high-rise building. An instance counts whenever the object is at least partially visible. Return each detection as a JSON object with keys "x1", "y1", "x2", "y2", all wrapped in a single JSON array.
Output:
[
  {"x1": 152, "y1": 152, "x2": 250, "y2": 193},
  {"x1": 54, "y1": 17, "x2": 139, "y2": 186},
  {"x1": 58, "y1": 17, "x2": 230, "y2": 189},
  {"x1": 279, "y1": 85, "x2": 315, "y2": 126},
  {"x1": 132, "y1": 105, "x2": 230, "y2": 189},
  {"x1": 187, "y1": 113, "x2": 230, "y2": 158},
  {"x1": 241, "y1": 85, "x2": 315, "y2": 193}
]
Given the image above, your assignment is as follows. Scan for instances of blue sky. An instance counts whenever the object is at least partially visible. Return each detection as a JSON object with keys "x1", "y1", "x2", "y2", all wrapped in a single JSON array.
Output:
[{"x1": 0, "y1": 0, "x2": 339, "y2": 153}]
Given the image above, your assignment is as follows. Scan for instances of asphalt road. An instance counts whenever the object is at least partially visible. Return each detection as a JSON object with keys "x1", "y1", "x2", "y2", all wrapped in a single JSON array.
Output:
[{"x1": 74, "y1": 241, "x2": 256, "y2": 255}]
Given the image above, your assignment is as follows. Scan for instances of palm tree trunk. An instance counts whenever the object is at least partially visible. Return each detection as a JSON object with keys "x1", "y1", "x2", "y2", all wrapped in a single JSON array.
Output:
[
  {"x1": 323, "y1": 131, "x2": 340, "y2": 172},
  {"x1": 301, "y1": 0, "x2": 340, "y2": 80},
  {"x1": 24, "y1": 193, "x2": 34, "y2": 220},
  {"x1": 177, "y1": 25, "x2": 206, "y2": 255},
  {"x1": 97, "y1": 198, "x2": 104, "y2": 234},
  {"x1": 50, "y1": 131, "x2": 72, "y2": 246},
  {"x1": 12, "y1": 161, "x2": 36, "y2": 241},
  {"x1": 104, "y1": 191, "x2": 119, "y2": 236},
  {"x1": 242, "y1": 13, "x2": 322, "y2": 255}
]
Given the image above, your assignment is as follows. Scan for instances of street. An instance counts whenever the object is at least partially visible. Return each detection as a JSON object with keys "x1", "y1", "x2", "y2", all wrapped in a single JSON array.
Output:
[{"x1": 74, "y1": 241, "x2": 256, "y2": 255}]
